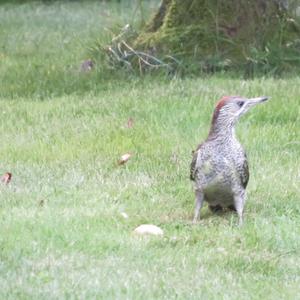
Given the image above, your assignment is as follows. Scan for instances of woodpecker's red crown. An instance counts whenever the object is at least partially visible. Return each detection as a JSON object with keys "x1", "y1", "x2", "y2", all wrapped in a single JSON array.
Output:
[{"x1": 212, "y1": 95, "x2": 268, "y2": 124}]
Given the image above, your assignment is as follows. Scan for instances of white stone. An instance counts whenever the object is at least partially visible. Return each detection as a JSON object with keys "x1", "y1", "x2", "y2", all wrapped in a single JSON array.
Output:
[
  {"x1": 134, "y1": 224, "x2": 164, "y2": 236},
  {"x1": 120, "y1": 212, "x2": 129, "y2": 219}
]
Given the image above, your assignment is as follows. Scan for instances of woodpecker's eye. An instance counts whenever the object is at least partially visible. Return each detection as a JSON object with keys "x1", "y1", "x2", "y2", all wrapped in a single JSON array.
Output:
[{"x1": 237, "y1": 101, "x2": 244, "y2": 108}]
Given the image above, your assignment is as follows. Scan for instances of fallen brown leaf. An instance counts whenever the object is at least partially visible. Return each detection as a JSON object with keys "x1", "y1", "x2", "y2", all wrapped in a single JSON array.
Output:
[
  {"x1": 127, "y1": 117, "x2": 134, "y2": 128},
  {"x1": 118, "y1": 153, "x2": 131, "y2": 165},
  {"x1": 80, "y1": 59, "x2": 94, "y2": 73},
  {"x1": 1, "y1": 172, "x2": 12, "y2": 185}
]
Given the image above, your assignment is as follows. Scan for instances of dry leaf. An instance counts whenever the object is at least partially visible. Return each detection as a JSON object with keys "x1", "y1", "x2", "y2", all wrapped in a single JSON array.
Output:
[
  {"x1": 1, "y1": 172, "x2": 12, "y2": 185},
  {"x1": 134, "y1": 224, "x2": 164, "y2": 236},
  {"x1": 80, "y1": 59, "x2": 94, "y2": 73},
  {"x1": 118, "y1": 153, "x2": 131, "y2": 165},
  {"x1": 127, "y1": 117, "x2": 134, "y2": 128}
]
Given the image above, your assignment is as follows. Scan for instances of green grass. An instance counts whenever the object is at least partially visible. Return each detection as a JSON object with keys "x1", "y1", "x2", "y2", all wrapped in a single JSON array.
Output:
[
  {"x1": 0, "y1": 1, "x2": 300, "y2": 299},
  {"x1": 0, "y1": 0, "x2": 158, "y2": 99}
]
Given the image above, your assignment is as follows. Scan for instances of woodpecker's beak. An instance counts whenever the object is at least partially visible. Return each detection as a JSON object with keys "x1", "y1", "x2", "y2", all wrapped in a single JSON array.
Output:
[
  {"x1": 247, "y1": 96, "x2": 269, "y2": 106},
  {"x1": 236, "y1": 96, "x2": 269, "y2": 118}
]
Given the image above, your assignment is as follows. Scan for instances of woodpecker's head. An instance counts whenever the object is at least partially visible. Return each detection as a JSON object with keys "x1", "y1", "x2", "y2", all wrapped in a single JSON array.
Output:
[
  {"x1": 208, "y1": 96, "x2": 269, "y2": 137},
  {"x1": 212, "y1": 96, "x2": 269, "y2": 124}
]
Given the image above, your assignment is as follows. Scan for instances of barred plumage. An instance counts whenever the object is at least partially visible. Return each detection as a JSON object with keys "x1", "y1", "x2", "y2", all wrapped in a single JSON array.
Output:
[{"x1": 191, "y1": 96, "x2": 268, "y2": 225}]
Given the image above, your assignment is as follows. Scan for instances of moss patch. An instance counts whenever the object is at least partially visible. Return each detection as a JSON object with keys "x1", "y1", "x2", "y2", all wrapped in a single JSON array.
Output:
[{"x1": 134, "y1": 0, "x2": 300, "y2": 73}]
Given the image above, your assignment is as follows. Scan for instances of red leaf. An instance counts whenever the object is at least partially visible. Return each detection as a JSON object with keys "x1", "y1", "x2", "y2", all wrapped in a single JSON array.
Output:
[{"x1": 1, "y1": 172, "x2": 12, "y2": 185}]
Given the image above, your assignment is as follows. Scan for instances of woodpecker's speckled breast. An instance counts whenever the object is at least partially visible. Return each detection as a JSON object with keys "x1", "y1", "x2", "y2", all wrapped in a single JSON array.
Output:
[{"x1": 191, "y1": 136, "x2": 248, "y2": 207}]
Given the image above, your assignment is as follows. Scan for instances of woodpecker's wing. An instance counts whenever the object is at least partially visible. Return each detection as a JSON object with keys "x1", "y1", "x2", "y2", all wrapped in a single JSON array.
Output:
[
  {"x1": 190, "y1": 152, "x2": 198, "y2": 181},
  {"x1": 241, "y1": 154, "x2": 249, "y2": 188},
  {"x1": 190, "y1": 143, "x2": 202, "y2": 181}
]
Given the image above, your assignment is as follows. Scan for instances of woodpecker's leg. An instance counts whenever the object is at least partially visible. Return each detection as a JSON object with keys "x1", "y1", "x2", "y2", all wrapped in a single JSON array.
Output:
[
  {"x1": 233, "y1": 190, "x2": 246, "y2": 226},
  {"x1": 193, "y1": 189, "x2": 204, "y2": 223}
]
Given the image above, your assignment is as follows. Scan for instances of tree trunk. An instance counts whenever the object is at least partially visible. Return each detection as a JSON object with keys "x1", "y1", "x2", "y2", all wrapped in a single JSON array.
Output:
[{"x1": 134, "y1": 0, "x2": 299, "y2": 72}]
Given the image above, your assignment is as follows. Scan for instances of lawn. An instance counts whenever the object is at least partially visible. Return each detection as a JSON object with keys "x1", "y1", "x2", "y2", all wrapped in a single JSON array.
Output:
[{"x1": 0, "y1": 1, "x2": 299, "y2": 299}]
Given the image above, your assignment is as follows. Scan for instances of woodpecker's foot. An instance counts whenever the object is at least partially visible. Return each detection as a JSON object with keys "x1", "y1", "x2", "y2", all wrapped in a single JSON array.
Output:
[
  {"x1": 209, "y1": 205, "x2": 223, "y2": 213},
  {"x1": 192, "y1": 218, "x2": 199, "y2": 224},
  {"x1": 227, "y1": 205, "x2": 237, "y2": 212}
]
